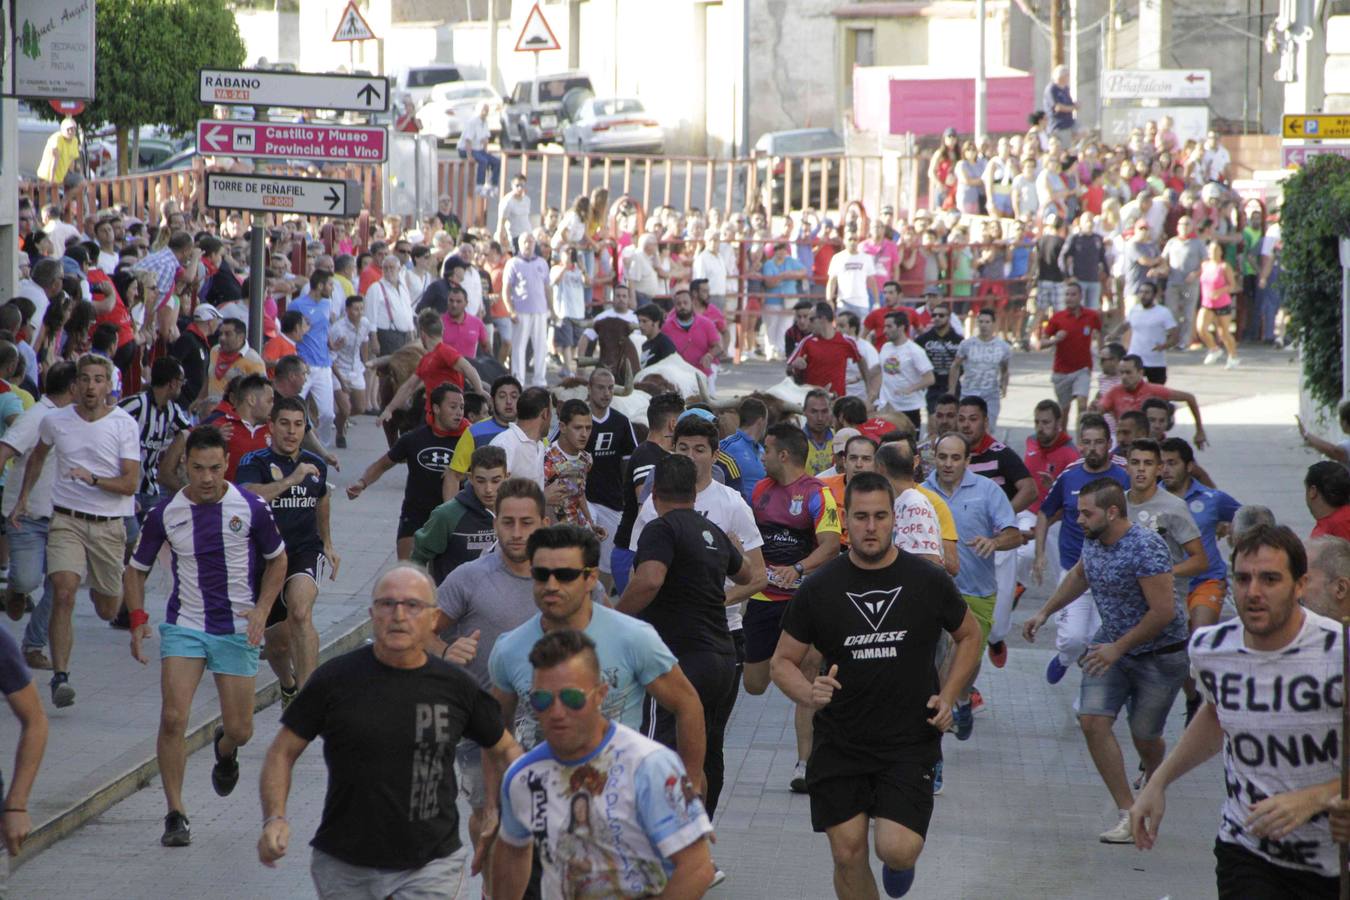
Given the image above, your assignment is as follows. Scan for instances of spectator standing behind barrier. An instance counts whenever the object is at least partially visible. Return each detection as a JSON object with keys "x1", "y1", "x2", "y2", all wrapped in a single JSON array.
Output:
[
  {"x1": 761, "y1": 242, "x2": 808, "y2": 359},
  {"x1": 1044, "y1": 65, "x2": 1078, "y2": 140}
]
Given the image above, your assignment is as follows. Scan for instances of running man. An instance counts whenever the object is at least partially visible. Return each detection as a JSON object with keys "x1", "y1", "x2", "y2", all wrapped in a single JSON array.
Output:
[
  {"x1": 236, "y1": 396, "x2": 340, "y2": 695},
  {"x1": 126, "y1": 426, "x2": 288, "y2": 846},
  {"x1": 771, "y1": 472, "x2": 982, "y2": 898},
  {"x1": 1133, "y1": 525, "x2": 1344, "y2": 898},
  {"x1": 583, "y1": 367, "x2": 638, "y2": 586}
]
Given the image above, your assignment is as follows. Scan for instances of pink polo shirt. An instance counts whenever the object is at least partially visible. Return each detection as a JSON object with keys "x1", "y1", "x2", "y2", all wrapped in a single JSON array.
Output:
[
  {"x1": 661, "y1": 313, "x2": 721, "y2": 374},
  {"x1": 442, "y1": 312, "x2": 490, "y2": 359}
]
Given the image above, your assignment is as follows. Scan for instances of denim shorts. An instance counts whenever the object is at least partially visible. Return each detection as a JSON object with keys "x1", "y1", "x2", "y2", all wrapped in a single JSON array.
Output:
[
  {"x1": 159, "y1": 622, "x2": 260, "y2": 677},
  {"x1": 1077, "y1": 646, "x2": 1188, "y2": 740}
]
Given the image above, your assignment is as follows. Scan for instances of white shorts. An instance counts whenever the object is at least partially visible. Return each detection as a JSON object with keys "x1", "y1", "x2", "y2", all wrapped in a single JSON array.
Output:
[
  {"x1": 593, "y1": 504, "x2": 621, "y2": 575},
  {"x1": 334, "y1": 366, "x2": 366, "y2": 391}
]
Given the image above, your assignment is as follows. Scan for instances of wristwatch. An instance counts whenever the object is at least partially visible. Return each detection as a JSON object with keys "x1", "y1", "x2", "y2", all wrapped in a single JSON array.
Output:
[
  {"x1": 792, "y1": 563, "x2": 805, "y2": 577},
  {"x1": 91, "y1": 475, "x2": 98, "y2": 487}
]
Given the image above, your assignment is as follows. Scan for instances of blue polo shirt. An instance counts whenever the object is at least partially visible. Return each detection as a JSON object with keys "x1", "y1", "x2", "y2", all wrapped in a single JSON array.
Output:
[
  {"x1": 719, "y1": 431, "x2": 765, "y2": 504},
  {"x1": 923, "y1": 468, "x2": 1017, "y2": 598},
  {"x1": 1178, "y1": 479, "x2": 1241, "y2": 587},
  {"x1": 289, "y1": 293, "x2": 333, "y2": 367},
  {"x1": 1040, "y1": 460, "x2": 1131, "y2": 568}
]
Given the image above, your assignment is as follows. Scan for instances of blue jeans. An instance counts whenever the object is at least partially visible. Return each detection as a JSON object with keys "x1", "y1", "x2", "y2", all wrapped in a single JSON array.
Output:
[
  {"x1": 10, "y1": 515, "x2": 54, "y2": 651},
  {"x1": 1077, "y1": 646, "x2": 1188, "y2": 740},
  {"x1": 1256, "y1": 271, "x2": 1281, "y2": 341},
  {"x1": 1079, "y1": 280, "x2": 1101, "y2": 311},
  {"x1": 471, "y1": 150, "x2": 500, "y2": 187}
]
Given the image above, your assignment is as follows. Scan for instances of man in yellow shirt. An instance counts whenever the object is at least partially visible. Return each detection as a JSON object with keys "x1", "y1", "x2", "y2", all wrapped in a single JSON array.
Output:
[{"x1": 37, "y1": 119, "x2": 82, "y2": 187}]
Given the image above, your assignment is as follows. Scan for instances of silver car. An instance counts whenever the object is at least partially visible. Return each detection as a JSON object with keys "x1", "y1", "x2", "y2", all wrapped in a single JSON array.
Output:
[{"x1": 561, "y1": 97, "x2": 664, "y2": 156}]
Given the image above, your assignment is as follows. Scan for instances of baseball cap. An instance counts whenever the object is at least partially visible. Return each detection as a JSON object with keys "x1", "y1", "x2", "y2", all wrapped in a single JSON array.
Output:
[
  {"x1": 943, "y1": 126, "x2": 958, "y2": 138},
  {"x1": 832, "y1": 427, "x2": 862, "y2": 454},
  {"x1": 678, "y1": 408, "x2": 717, "y2": 424},
  {"x1": 193, "y1": 304, "x2": 222, "y2": 322}
]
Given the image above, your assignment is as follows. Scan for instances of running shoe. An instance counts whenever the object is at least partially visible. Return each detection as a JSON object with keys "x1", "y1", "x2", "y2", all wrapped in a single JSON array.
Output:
[
  {"x1": 24, "y1": 648, "x2": 51, "y2": 670},
  {"x1": 1203, "y1": 349, "x2": 1223, "y2": 365},
  {"x1": 952, "y1": 702, "x2": 974, "y2": 741},
  {"x1": 1012, "y1": 582, "x2": 1026, "y2": 610},
  {"x1": 710, "y1": 868, "x2": 727, "y2": 889},
  {"x1": 932, "y1": 760, "x2": 944, "y2": 796},
  {"x1": 1184, "y1": 692, "x2": 1202, "y2": 726},
  {"x1": 109, "y1": 605, "x2": 131, "y2": 630},
  {"x1": 1132, "y1": 760, "x2": 1147, "y2": 791},
  {"x1": 211, "y1": 726, "x2": 240, "y2": 797},
  {"x1": 987, "y1": 640, "x2": 1007, "y2": 668},
  {"x1": 280, "y1": 684, "x2": 298, "y2": 711},
  {"x1": 336, "y1": 434, "x2": 348, "y2": 449},
  {"x1": 789, "y1": 760, "x2": 808, "y2": 794},
  {"x1": 881, "y1": 864, "x2": 916, "y2": 898},
  {"x1": 969, "y1": 687, "x2": 984, "y2": 714},
  {"x1": 4, "y1": 591, "x2": 24, "y2": 621},
  {"x1": 50, "y1": 672, "x2": 75, "y2": 708},
  {"x1": 1225, "y1": 356, "x2": 1241, "y2": 369},
  {"x1": 162, "y1": 810, "x2": 191, "y2": 847},
  {"x1": 1099, "y1": 810, "x2": 1134, "y2": 844},
  {"x1": 1045, "y1": 656, "x2": 1069, "y2": 685}
]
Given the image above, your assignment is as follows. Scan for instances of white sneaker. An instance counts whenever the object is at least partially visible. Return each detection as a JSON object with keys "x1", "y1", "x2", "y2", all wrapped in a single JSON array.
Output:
[
  {"x1": 1099, "y1": 810, "x2": 1134, "y2": 844},
  {"x1": 710, "y1": 868, "x2": 727, "y2": 889},
  {"x1": 789, "y1": 760, "x2": 807, "y2": 794},
  {"x1": 1225, "y1": 356, "x2": 1241, "y2": 369},
  {"x1": 1203, "y1": 349, "x2": 1223, "y2": 365}
]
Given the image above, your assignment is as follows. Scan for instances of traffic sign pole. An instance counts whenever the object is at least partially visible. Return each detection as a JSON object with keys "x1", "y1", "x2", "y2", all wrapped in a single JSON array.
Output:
[{"x1": 249, "y1": 216, "x2": 266, "y2": 354}]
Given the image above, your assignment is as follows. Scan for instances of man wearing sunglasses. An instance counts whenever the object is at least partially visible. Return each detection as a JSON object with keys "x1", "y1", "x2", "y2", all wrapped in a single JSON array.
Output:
[
  {"x1": 259, "y1": 564, "x2": 522, "y2": 897},
  {"x1": 487, "y1": 525, "x2": 705, "y2": 794},
  {"x1": 493, "y1": 630, "x2": 716, "y2": 900}
]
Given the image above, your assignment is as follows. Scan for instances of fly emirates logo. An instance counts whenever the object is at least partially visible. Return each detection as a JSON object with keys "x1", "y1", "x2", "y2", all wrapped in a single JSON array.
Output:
[{"x1": 844, "y1": 587, "x2": 907, "y2": 659}]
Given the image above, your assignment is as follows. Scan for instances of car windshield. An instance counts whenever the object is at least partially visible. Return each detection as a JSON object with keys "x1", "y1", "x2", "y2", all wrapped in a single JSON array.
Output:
[
  {"x1": 539, "y1": 77, "x2": 592, "y2": 103},
  {"x1": 766, "y1": 130, "x2": 843, "y2": 154},
  {"x1": 446, "y1": 86, "x2": 495, "y2": 101},
  {"x1": 593, "y1": 99, "x2": 644, "y2": 117},
  {"x1": 407, "y1": 69, "x2": 459, "y2": 88}
]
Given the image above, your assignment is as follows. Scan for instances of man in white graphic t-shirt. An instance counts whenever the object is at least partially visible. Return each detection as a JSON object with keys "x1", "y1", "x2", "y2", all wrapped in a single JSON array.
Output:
[
  {"x1": 827, "y1": 230, "x2": 878, "y2": 322},
  {"x1": 875, "y1": 443, "x2": 944, "y2": 570}
]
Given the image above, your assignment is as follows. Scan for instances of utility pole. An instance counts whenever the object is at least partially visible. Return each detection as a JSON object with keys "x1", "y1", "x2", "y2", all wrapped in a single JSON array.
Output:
[
  {"x1": 1106, "y1": 0, "x2": 1118, "y2": 69},
  {"x1": 488, "y1": 0, "x2": 499, "y2": 93},
  {"x1": 1050, "y1": 0, "x2": 1064, "y2": 68},
  {"x1": 975, "y1": 0, "x2": 987, "y2": 142}
]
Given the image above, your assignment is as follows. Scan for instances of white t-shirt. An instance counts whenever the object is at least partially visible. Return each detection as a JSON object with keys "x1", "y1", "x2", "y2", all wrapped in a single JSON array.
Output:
[
  {"x1": 1200, "y1": 145, "x2": 1231, "y2": 182},
  {"x1": 97, "y1": 250, "x2": 121, "y2": 274},
  {"x1": 1, "y1": 397, "x2": 61, "y2": 519},
  {"x1": 878, "y1": 340, "x2": 935, "y2": 412},
  {"x1": 490, "y1": 422, "x2": 548, "y2": 488},
  {"x1": 497, "y1": 193, "x2": 533, "y2": 243},
  {"x1": 16, "y1": 279, "x2": 50, "y2": 332},
  {"x1": 630, "y1": 478, "x2": 763, "y2": 631},
  {"x1": 330, "y1": 315, "x2": 375, "y2": 379},
  {"x1": 1126, "y1": 303, "x2": 1178, "y2": 368},
  {"x1": 828, "y1": 251, "x2": 873, "y2": 307},
  {"x1": 845, "y1": 337, "x2": 879, "y2": 400},
  {"x1": 39, "y1": 404, "x2": 141, "y2": 517},
  {"x1": 692, "y1": 250, "x2": 728, "y2": 295},
  {"x1": 893, "y1": 488, "x2": 942, "y2": 559}
]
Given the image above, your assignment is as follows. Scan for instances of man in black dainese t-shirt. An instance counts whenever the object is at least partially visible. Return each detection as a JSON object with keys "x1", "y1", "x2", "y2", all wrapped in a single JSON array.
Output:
[
  {"x1": 772, "y1": 472, "x2": 982, "y2": 899},
  {"x1": 617, "y1": 454, "x2": 753, "y2": 817},
  {"x1": 258, "y1": 564, "x2": 521, "y2": 895},
  {"x1": 611, "y1": 391, "x2": 685, "y2": 593}
]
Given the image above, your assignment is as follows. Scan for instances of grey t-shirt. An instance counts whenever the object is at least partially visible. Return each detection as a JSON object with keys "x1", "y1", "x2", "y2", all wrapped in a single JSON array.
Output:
[
  {"x1": 1127, "y1": 487, "x2": 1202, "y2": 600},
  {"x1": 1124, "y1": 240, "x2": 1159, "y2": 298},
  {"x1": 1163, "y1": 237, "x2": 1205, "y2": 287},
  {"x1": 956, "y1": 336, "x2": 1011, "y2": 396},
  {"x1": 436, "y1": 548, "x2": 606, "y2": 690}
]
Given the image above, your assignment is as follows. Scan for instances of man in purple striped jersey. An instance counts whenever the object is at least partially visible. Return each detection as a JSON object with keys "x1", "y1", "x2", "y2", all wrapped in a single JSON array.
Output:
[{"x1": 123, "y1": 426, "x2": 288, "y2": 848}]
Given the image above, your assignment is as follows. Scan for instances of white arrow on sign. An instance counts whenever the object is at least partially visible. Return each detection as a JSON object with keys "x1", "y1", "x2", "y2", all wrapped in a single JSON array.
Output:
[
  {"x1": 204, "y1": 172, "x2": 363, "y2": 218},
  {"x1": 203, "y1": 124, "x2": 227, "y2": 152}
]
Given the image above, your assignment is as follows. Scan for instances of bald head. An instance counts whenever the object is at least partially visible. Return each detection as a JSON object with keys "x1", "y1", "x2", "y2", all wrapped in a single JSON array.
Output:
[
  {"x1": 1305, "y1": 536, "x2": 1350, "y2": 620},
  {"x1": 373, "y1": 563, "x2": 437, "y2": 603}
]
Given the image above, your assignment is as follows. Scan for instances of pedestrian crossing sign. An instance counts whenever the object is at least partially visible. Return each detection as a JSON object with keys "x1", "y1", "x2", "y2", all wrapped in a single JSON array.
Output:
[{"x1": 332, "y1": 1, "x2": 376, "y2": 42}]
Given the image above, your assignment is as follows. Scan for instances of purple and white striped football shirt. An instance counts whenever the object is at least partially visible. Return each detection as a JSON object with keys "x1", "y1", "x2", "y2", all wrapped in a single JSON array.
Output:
[{"x1": 131, "y1": 483, "x2": 285, "y2": 635}]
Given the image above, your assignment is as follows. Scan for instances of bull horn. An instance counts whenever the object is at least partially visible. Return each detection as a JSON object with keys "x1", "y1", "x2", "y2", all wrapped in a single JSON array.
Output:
[
  {"x1": 706, "y1": 396, "x2": 740, "y2": 411},
  {"x1": 614, "y1": 366, "x2": 636, "y2": 396},
  {"x1": 779, "y1": 401, "x2": 803, "y2": 416}
]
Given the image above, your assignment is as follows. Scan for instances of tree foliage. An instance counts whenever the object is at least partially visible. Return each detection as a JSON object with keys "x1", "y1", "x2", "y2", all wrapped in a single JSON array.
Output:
[
  {"x1": 1281, "y1": 154, "x2": 1350, "y2": 411},
  {"x1": 32, "y1": 0, "x2": 247, "y2": 172}
]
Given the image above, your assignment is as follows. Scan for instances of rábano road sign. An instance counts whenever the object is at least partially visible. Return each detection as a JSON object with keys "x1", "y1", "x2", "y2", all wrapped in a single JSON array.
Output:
[
  {"x1": 196, "y1": 120, "x2": 387, "y2": 163},
  {"x1": 205, "y1": 173, "x2": 364, "y2": 218},
  {"x1": 199, "y1": 68, "x2": 390, "y2": 113}
]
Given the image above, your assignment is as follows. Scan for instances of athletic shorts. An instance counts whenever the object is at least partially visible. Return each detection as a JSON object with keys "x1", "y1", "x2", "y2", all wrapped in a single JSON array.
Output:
[
  {"x1": 961, "y1": 593, "x2": 995, "y2": 646},
  {"x1": 48, "y1": 511, "x2": 126, "y2": 597},
  {"x1": 1213, "y1": 838, "x2": 1338, "y2": 899},
  {"x1": 742, "y1": 598, "x2": 788, "y2": 664},
  {"x1": 159, "y1": 622, "x2": 260, "y2": 677},
  {"x1": 1187, "y1": 579, "x2": 1226, "y2": 615},
  {"x1": 1208, "y1": 304, "x2": 1234, "y2": 318},
  {"x1": 398, "y1": 508, "x2": 433, "y2": 540},
  {"x1": 808, "y1": 754, "x2": 937, "y2": 837},
  {"x1": 268, "y1": 550, "x2": 327, "y2": 626}
]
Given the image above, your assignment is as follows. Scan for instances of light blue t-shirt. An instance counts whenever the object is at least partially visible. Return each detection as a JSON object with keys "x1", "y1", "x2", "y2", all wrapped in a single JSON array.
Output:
[
  {"x1": 924, "y1": 468, "x2": 1017, "y2": 597},
  {"x1": 500, "y1": 721, "x2": 712, "y2": 898},
  {"x1": 488, "y1": 603, "x2": 677, "y2": 747},
  {"x1": 289, "y1": 293, "x2": 333, "y2": 367},
  {"x1": 761, "y1": 256, "x2": 806, "y2": 304}
]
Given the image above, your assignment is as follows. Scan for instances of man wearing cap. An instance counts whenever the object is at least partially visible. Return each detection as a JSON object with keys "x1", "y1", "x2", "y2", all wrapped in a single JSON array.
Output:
[
  {"x1": 38, "y1": 118, "x2": 82, "y2": 188},
  {"x1": 171, "y1": 305, "x2": 222, "y2": 410}
]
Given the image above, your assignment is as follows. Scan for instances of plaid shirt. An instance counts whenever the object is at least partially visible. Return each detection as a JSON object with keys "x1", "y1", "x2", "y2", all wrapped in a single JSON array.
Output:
[{"x1": 134, "y1": 247, "x2": 181, "y2": 303}]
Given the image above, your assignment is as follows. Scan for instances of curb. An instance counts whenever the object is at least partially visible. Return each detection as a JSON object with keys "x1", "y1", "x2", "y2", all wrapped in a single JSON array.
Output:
[{"x1": 8, "y1": 608, "x2": 375, "y2": 873}]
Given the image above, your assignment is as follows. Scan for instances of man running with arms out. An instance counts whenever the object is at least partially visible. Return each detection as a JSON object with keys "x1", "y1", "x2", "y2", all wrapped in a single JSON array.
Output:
[
  {"x1": 493, "y1": 630, "x2": 716, "y2": 900},
  {"x1": 1133, "y1": 525, "x2": 1345, "y2": 899},
  {"x1": 745, "y1": 422, "x2": 842, "y2": 793},
  {"x1": 772, "y1": 472, "x2": 982, "y2": 898},
  {"x1": 1097, "y1": 354, "x2": 1208, "y2": 450},
  {"x1": 258, "y1": 565, "x2": 522, "y2": 897},
  {"x1": 11, "y1": 354, "x2": 141, "y2": 707},
  {"x1": 1023, "y1": 477, "x2": 1189, "y2": 844},
  {"x1": 236, "y1": 397, "x2": 340, "y2": 696},
  {"x1": 126, "y1": 426, "x2": 288, "y2": 847}
]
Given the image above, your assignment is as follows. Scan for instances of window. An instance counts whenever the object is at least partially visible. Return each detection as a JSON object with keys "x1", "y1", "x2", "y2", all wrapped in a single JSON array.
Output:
[{"x1": 853, "y1": 28, "x2": 875, "y2": 68}]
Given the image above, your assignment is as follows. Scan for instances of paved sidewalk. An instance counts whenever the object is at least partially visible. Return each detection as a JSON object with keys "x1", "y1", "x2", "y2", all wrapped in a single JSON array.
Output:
[{"x1": 1, "y1": 345, "x2": 1317, "y2": 897}]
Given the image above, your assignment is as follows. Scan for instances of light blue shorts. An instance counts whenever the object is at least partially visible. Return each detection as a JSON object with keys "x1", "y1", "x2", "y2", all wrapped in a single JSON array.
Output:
[{"x1": 159, "y1": 622, "x2": 260, "y2": 677}]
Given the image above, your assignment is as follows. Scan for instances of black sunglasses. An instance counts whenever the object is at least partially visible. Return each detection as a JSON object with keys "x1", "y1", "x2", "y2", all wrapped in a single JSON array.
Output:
[{"x1": 530, "y1": 566, "x2": 593, "y2": 583}]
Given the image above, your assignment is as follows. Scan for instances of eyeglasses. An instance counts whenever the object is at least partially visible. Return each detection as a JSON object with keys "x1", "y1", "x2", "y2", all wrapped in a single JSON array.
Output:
[
  {"x1": 530, "y1": 566, "x2": 593, "y2": 583},
  {"x1": 528, "y1": 687, "x2": 595, "y2": 712},
  {"x1": 372, "y1": 597, "x2": 435, "y2": 614}
]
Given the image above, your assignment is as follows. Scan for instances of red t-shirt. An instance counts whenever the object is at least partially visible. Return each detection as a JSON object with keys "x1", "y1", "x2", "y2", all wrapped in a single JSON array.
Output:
[
  {"x1": 89, "y1": 269, "x2": 136, "y2": 349},
  {"x1": 1099, "y1": 381, "x2": 1174, "y2": 419},
  {"x1": 416, "y1": 342, "x2": 466, "y2": 425},
  {"x1": 857, "y1": 417, "x2": 896, "y2": 444},
  {"x1": 1313, "y1": 504, "x2": 1350, "y2": 542},
  {"x1": 863, "y1": 305, "x2": 931, "y2": 347},
  {"x1": 812, "y1": 242, "x2": 838, "y2": 286},
  {"x1": 788, "y1": 332, "x2": 862, "y2": 396},
  {"x1": 217, "y1": 414, "x2": 272, "y2": 482},
  {"x1": 1044, "y1": 307, "x2": 1102, "y2": 373}
]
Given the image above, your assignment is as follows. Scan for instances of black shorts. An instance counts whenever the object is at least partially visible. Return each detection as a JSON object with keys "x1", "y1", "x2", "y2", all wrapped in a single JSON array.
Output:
[
  {"x1": 742, "y1": 599, "x2": 788, "y2": 664},
  {"x1": 398, "y1": 508, "x2": 433, "y2": 540},
  {"x1": 808, "y1": 754, "x2": 938, "y2": 837},
  {"x1": 1214, "y1": 838, "x2": 1337, "y2": 899},
  {"x1": 268, "y1": 550, "x2": 326, "y2": 626},
  {"x1": 1209, "y1": 304, "x2": 1234, "y2": 318},
  {"x1": 1143, "y1": 365, "x2": 1167, "y2": 385}
]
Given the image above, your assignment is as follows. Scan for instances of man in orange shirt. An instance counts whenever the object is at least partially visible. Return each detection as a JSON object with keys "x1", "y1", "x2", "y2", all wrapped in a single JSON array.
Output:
[
  {"x1": 819, "y1": 432, "x2": 878, "y2": 549},
  {"x1": 263, "y1": 311, "x2": 307, "y2": 375},
  {"x1": 1097, "y1": 354, "x2": 1207, "y2": 450},
  {"x1": 356, "y1": 242, "x2": 389, "y2": 295},
  {"x1": 1307, "y1": 461, "x2": 1350, "y2": 542}
]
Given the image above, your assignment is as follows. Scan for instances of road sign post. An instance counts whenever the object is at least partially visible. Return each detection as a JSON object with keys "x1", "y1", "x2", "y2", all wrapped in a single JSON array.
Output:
[
  {"x1": 198, "y1": 69, "x2": 389, "y2": 113},
  {"x1": 204, "y1": 173, "x2": 364, "y2": 218},
  {"x1": 196, "y1": 120, "x2": 388, "y2": 163}
]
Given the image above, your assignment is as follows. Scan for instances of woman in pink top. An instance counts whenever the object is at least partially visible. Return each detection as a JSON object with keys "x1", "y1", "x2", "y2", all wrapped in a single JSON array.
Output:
[{"x1": 1197, "y1": 240, "x2": 1240, "y2": 368}]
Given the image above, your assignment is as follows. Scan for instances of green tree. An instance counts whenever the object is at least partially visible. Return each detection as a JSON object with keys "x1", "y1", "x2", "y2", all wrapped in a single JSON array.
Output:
[{"x1": 32, "y1": 0, "x2": 246, "y2": 174}]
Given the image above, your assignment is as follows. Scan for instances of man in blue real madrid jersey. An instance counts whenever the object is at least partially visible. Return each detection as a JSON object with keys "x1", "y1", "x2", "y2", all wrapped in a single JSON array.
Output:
[{"x1": 237, "y1": 396, "x2": 339, "y2": 698}]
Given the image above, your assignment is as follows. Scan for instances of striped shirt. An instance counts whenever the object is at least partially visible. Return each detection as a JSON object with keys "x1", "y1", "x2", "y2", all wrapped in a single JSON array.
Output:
[
  {"x1": 131, "y1": 484, "x2": 285, "y2": 635},
  {"x1": 119, "y1": 390, "x2": 192, "y2": 496}
]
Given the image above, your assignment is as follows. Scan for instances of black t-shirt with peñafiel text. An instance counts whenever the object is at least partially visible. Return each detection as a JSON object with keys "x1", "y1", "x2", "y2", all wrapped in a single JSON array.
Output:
[
  {"x1": 634, "y1": 507, "x2": 743, "y2": 657},
  {"x1": 281, "y1": 645, "x2": 505, "y2": 870},
  {"x1": 781, "y1": 551, "x2": 966, "y2": 773}
]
